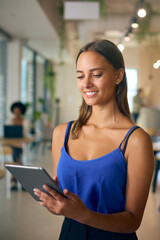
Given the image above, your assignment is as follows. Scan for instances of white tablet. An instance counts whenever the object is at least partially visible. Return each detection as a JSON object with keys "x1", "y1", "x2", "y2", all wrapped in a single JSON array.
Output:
[{"x1": 5, "y1": 164, "x2": 66, "y2": 201}]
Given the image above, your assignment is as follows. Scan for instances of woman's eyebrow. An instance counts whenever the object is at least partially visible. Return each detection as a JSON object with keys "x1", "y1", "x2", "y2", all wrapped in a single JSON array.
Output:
[
  {"x1": 90, "y1": 68, "x2": 104, "y2": 72},
  {"x1": 76, "y1": 68, "x2": 104, "y2": 73}
]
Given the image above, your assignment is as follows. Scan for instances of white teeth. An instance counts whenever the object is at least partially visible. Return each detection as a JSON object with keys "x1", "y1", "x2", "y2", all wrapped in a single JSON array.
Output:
[{"x1": 85, "y1": 92, "x2": 97, "y2": 95}]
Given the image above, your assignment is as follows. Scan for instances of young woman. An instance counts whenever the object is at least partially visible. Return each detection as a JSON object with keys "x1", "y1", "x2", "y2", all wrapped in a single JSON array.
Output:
[
  {"x1": 34, "y1": 40, "x2": 154, "y2": 240},
  {"x1": 7, "y1": 101, "x2": 29, "y2": 190},
  {"x1": 9, "y1": 101, "x2": 29, "y2": 139}
]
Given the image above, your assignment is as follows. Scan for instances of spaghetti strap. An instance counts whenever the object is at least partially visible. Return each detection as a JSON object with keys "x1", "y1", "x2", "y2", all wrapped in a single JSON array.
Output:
[
  {"x1": 64, "y1": 121, "x2": 74, "y2": 145},
  {"x1": 119, "y1": 126, "x2": 140, "y2": 155}
]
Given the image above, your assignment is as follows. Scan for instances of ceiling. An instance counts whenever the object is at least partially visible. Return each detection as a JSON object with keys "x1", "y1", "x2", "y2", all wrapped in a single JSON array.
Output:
[{"x1": 0, "y1": 0, "x2": 160, "y2": 63}]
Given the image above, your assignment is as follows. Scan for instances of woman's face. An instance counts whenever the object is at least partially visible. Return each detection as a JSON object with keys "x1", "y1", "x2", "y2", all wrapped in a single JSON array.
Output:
[
  {"x1": 13, "y1": 107, "x2": 22, "y2": 117},
  {"x1": 76, "y1": 51, "x2": 122, "y2": 107}
]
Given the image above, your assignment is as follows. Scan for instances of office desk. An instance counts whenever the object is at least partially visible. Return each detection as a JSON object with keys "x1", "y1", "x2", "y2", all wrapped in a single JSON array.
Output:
[
  {"x1": 0, "y1": 137, "x2": 34, "y2": 165},
  {"x1": 0, "y1": 137, "x2": 34, "y2": 199}
]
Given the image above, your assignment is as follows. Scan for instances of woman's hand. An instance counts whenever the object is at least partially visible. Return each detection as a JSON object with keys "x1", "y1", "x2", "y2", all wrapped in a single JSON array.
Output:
[
  {"x1": 52, "y1": 175, "x2": 59, "y2": 186},
  {"x1": 33, "y1": 183, "x2": 90, "y2": 224}
]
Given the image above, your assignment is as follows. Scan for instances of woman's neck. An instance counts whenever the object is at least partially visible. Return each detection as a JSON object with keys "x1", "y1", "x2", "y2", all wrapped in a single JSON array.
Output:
[
  {"x1": 87, "y1": 102, "x2": 123, "y2": 128},
  {"x1": 12, "y1": 116, "x2": 23, "y2": 125},
  {"x1": 14, "y1": 116, "x2": 23, "y2": 120}
]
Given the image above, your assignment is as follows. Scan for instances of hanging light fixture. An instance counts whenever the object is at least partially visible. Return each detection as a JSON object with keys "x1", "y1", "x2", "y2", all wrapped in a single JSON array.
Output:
[
  {"x1": 157, "y1": 60, "x2": 160, "y2": 65},
  {"x1": 138, "y1": 8, "x2": 146, "y2": 17},
  {"x1": 153, "y1": 60, "x2": 160, "y2": 69},
  {"x1": 117, "y1": 43, "x2": 125, "y2": 52},
  {"x1": 124, "y1": 26, "x2": 132, "y2": 42},
  {"x1": 131, "y1": 16, "x2": 139, "y2": 29},
  {"x1": 137, "y1": 0, "x2": 147, "y2": 18},
  {"x1": 124, "y1": 35, "x2": 130, "y2": 42},
  {"x1": 153, "y1": 62, "x2": 159, "y2": 69}
]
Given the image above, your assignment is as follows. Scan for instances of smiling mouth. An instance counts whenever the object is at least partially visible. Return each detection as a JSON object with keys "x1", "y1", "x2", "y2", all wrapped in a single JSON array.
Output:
[{"x1": 85, "y1": 91, "x2": 98, "y2": 96}]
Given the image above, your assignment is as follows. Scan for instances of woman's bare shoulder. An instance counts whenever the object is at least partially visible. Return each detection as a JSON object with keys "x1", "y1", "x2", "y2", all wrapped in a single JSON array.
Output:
[
  {"x1": 132, "y1": 127, "x2": 152, "y2": 144},
  {"x1": 52, "y1": 122, "x2": 68, "y2": 141},
  {"x1": 53, "y1": 122, "x2": 68, "y2": 132},
  {"x1": 127, "y1": 126, "x2": 153, "y2": 157},
  {"x1": 121, "y1": 117, "x2": 152, "y2": 145}
]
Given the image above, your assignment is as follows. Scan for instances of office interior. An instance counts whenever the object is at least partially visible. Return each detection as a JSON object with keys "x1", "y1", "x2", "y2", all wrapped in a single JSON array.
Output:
[{"x1": 0, "y1": 0, "x2": 160, "y2": 239}]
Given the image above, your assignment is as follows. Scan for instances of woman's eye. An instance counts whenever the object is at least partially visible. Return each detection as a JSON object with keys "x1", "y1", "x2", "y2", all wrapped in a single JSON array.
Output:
[
  {"x1": 77, "y1": 76, "x2": 84, "y2": 79},
  {"x1": 93, "y1": 74, "x2": 102, "y2": 78}
]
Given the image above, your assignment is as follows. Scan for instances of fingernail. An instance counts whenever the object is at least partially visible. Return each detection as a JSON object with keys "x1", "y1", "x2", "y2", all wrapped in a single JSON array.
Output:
[
  {"x1": 63, "y1": 189, "x2": 68, "y2": 194},
  {"x1": 43, "y1": 184, "x2": 48, "y2": 190},
  {"x1": 33, "y1": 189, "x2": 38, "y2": 193},
  {"x1": 34, "y1": 192, "x2": 40, "y2": 197}
]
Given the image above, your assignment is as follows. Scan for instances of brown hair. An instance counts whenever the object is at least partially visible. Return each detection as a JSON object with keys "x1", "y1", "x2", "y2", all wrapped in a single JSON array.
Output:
[{"x1": 71, "y1": 39, "x2": 131, "y2": 139}]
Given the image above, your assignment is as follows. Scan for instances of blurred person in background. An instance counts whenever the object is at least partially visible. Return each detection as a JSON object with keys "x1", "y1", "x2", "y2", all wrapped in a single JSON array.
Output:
[
  {"x1": 132, "y1": 88, "x2": 144, "y2": 123},
  {"x1": 6, "y1": 101, "x2": 30, "y2": 190}
]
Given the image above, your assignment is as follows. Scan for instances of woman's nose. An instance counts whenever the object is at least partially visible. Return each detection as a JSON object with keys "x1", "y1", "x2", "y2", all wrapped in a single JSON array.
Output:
[{"x1": 83, "y1": 76, "x2": 93, "y2": 87}]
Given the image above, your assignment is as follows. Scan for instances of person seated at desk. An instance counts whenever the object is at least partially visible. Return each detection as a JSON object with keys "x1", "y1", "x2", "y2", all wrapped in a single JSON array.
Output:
[{"x1": 6, "y1": 101, "x2": 30, "y2": 190}]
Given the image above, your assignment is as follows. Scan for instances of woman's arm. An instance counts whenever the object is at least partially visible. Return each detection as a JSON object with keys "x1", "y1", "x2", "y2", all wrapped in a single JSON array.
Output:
[
  {"x1": 34, "y1": 128, "x2": 154, "y2": 233},
  {"x1": 52, "y1": 123, "x2": 68, "y2": 176}
]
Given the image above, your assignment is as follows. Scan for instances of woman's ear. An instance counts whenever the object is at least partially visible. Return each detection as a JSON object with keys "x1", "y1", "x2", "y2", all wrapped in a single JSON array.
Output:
[{"x1": 115, "y1": 68, "x2": 124, "y2": 85}]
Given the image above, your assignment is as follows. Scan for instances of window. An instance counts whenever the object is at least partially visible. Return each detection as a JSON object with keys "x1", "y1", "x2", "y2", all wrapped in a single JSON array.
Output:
[
  {"x1": 21, "y1": 46, "x2": 34, "y2": 104},
  {"x1": 21, "y1": 46, "x2": 34, "y2": 121},
  {"x1": 126, "y1": 69, "x2": 138, "y2": 112},
  {"x1": 21, "y1": 45, "x2": 46, "y2": 123}
]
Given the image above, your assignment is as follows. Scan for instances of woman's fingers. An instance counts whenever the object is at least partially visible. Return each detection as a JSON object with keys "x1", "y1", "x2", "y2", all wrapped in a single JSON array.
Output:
[
  {"x1": 33, "y1": 188, "x2": 41, "y2": 198},
  {"x1": 39, "y1": 201, "x2": 46, "y2": 206},
  {"x1": 43, "y1": 185, "x2": 65, "y2": 201},
  {"x1": 53, "y1": 176, "x2": 59, "y2": 186},
  {"x1": 63, "y1": 189, "x2": 77, "y2": 201},
  {"x1": 33, "y1": 185, "x2": 65, "y2": 202},
  {"x1": 33, "y1": 186, "x2": 68, "y2": 216},
  {"x1": 34, "y1": 188, "x2": 56, "y2": 208}
]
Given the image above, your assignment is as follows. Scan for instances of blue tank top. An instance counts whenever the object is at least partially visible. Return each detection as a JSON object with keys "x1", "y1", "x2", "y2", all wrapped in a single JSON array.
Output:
[{"x1": 57, "y1": 121, "x2": 139, "y2": 214}]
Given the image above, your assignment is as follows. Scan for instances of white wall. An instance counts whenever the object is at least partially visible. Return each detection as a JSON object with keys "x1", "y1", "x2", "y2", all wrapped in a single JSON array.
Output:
[
  {"x1": 123, "y1": 48, "x2": 139, "y2": 69},
  {"x1": 55, "y1": 63, "x2": 81, "y2": 124}
]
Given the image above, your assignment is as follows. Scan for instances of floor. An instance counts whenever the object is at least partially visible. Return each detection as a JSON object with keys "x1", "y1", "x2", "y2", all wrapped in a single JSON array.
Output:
[{"x1": 0, "y1": 146, "x2": 160, "y2": 240}]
